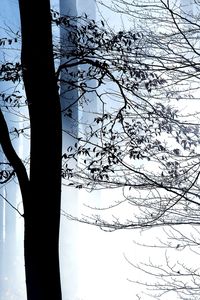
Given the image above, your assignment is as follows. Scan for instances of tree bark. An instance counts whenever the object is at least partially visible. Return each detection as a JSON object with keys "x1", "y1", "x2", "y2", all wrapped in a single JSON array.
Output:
[{"x1": 18, "y1": 1, "x2": 62, "y2": 299}]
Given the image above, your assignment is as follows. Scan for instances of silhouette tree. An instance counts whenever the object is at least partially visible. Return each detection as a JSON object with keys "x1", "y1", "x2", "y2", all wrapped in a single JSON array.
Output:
[
  {"x1": 0, "y1": 0, "x2": 62, "y2": 299},
  {"x1": 0, "y1": 10, "x2": 165, "y2": 298},
  {"x1": 1, "y1": 1, "x2": 200, "y2": 299}
]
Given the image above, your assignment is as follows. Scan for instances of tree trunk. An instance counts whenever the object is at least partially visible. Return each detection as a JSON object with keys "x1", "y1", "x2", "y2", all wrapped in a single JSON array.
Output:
[{"x1": 18, "y1": 1, "x2": 62, "y2": 299}]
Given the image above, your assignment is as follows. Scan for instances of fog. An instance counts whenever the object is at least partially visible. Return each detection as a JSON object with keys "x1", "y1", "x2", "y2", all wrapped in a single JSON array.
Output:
[{"x1": 0, "y1": 1, "x2": 199, "y2": 300}]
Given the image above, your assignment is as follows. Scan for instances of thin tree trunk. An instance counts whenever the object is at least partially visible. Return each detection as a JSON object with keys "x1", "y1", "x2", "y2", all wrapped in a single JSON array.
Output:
[{"x1": 18, "y1": 1, "x2": 62, "y2": 299}]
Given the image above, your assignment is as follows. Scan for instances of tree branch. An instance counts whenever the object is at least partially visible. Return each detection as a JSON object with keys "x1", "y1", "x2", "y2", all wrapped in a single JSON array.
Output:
[{"x1": 0, "y1": 108, "x2": 29, "y2": 208}]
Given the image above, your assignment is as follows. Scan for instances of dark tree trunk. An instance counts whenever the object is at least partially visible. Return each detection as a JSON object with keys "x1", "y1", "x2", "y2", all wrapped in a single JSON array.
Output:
[{"x1": 18, "y1": 1, "x2": 62, "y2": 299}]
